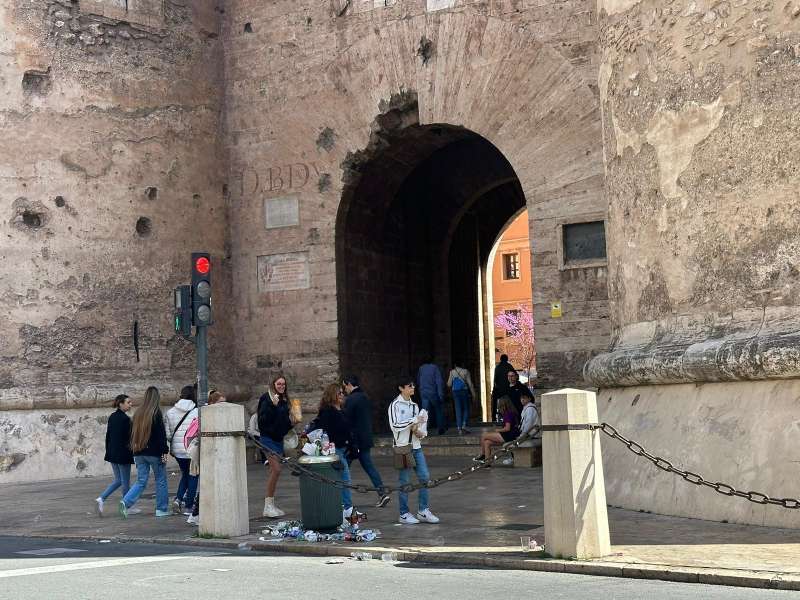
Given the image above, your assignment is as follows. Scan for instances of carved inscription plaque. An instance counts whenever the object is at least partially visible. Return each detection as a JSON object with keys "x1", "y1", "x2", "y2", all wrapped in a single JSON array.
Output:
[
  {"x1": 257, "y1": 252, "x2": 310, "y2": 292},
  {"x1": 427, "y1": 0, "x2": 456, "y2": 11},
  {"x1": 264, "y1": 196, "x2": 299, "y2": 229}
]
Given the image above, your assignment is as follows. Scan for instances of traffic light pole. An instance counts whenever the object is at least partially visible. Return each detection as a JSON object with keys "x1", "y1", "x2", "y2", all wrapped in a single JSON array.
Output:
[{"x1": 196, "y1": 324, "x2": 208, "y2": 408}]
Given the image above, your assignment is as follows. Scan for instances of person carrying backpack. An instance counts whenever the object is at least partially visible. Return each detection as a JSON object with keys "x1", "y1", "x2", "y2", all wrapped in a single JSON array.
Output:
[
  {"x1": 447, "y1": 363, "x2": 476, "y2": 435},
  {"x1": 164, "y1": 385, "x2": 198, "y2": 515}
]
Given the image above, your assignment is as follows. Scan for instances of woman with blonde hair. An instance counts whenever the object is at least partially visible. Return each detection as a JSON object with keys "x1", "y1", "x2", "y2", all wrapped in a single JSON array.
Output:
[
  {"x1": 258, "y1": 375, "x2": 300, "y2": 518},
  {"x1": 119, "y1": 386, "x2": 170, "y2": 518}
]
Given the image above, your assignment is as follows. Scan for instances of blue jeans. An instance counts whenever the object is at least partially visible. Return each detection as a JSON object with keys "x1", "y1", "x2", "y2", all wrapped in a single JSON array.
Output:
[
  {"x1": 99, "y1": 462, "x2": 131, "y2": 501},
  {"x1": 398, "y1": 448, "x2": 430, "y2": 515},
  {"x1": 420, "y1": 394, "x2": 446, "y2": 432},
  {"x1": 175, "y1": 457, "x2": 198, "y2": 509},
  {"x1": 453, "y1": 390, "x2": 470, "y2": 429},
  {"x1": 122, "y1": 455, "x2": 169, "y2": 512},
  {"x1": 335, "y1": 448, "x2": 352, "y2": 510},
  {"x1": 350, "y1": 448, "x2": 386, "y2": 497}
]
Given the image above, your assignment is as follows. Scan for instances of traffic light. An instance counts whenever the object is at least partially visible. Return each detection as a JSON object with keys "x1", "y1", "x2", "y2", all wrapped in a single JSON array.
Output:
[
  {"x1": 173, "y1": 285, "x2": 192, "y2": 337},
  {"x1": 191, "y1": 252, "x2": 212, "y2": 326}
]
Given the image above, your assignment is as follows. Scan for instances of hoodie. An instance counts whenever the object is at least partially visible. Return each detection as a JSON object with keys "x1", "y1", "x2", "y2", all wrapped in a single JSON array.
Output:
[{"x1": 165, "y1": 398, "x2": 198, "y2": 458}]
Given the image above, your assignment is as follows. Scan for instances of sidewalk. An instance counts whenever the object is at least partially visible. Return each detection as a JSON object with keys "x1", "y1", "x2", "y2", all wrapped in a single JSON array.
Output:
[{"x1": 2, "y1": 457, "x2": 799, "y2": 590}]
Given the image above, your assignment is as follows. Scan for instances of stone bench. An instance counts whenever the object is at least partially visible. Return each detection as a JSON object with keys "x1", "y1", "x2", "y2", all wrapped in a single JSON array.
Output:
[{"x1": 512, "y1": 441, "x2": 542, "y2": 467}]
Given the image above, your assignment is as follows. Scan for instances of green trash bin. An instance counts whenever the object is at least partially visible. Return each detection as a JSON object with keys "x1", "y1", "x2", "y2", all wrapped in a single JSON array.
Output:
[{"x1": 297, "y1": 454, "x2": 343, "y2": 532}]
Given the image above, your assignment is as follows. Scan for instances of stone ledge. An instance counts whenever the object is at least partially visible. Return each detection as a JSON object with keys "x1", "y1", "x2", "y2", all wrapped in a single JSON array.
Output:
[{"x1": 17, "y1": 533, "x2": 800, "y2": 591}]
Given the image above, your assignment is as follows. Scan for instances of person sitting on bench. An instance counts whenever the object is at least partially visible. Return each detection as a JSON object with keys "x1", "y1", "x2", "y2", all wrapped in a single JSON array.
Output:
[
  {"x1": 474, "y1": 396, "x2": 519, "y2": 463},
  {"x1": 517, "y1": 391, "x2": 541, "y2": 446}
]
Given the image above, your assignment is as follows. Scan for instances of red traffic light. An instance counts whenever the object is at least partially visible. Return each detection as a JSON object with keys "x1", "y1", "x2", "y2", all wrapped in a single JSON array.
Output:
[{"x1": 195, "y1": 256, "x2": 210, "y2": 275}]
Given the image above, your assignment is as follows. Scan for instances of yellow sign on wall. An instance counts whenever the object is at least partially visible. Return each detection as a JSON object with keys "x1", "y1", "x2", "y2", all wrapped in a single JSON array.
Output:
[{"x1": 550, "y1": 302, "x2": 562, "y2": 318}]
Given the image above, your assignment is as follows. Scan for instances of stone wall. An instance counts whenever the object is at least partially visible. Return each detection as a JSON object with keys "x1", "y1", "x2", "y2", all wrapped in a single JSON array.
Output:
[{"x1": 0, "y1": 0, "x2": 235, "y2": 481}]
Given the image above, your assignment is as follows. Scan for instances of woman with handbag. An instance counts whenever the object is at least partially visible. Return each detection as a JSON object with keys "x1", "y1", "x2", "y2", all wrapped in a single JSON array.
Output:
[
  {"x1": 258, "y1": 375, "x2": 300, "y2": 518},
  {"x1": 388, "y1": 377, "x2": 441, "y2": 525},
  {"x1": 119, "y1": 386, "x2": 170, "y2": 518},
  {"x1": 164, "y1": 385, "x2": 198, "y2": 515}
]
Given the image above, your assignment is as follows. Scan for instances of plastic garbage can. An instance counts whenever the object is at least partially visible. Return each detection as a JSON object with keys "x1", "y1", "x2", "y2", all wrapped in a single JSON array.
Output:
[{"x1": 297, "y1": 454, "x2": 343, "y2": 532}]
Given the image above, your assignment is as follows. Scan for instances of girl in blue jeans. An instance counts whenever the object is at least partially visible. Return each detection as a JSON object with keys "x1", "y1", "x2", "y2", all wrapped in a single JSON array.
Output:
[
  {"x1": 95, "y1": 394, "x2": 135, "y2": 516},
  {"x1": 120, "y1": 387, "x2": 170, "y2": 518}
]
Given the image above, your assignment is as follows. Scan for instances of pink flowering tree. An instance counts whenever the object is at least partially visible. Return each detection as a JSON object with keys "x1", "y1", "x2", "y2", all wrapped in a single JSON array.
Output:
[{"x1": 494, "y1": 304, "x2": 536, "y2": 379}]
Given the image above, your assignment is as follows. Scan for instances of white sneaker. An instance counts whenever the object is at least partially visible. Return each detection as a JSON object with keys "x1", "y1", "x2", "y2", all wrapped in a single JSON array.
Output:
[
  {"x1": 263, "y1": 497, "x2": 285, "y2": 518},
  {"x1": 127, "y1": 507, "x2": 142, "y2": 515},
  {"x1": 398, "y1": 512, "x2": 420, "y2": 525},
  {"x1": 172, "y1": 499, "x2": 183, "y2": 514},
  {"x1": 187, "y1": 514, "x2": 199, "y2": 525},
  {"x1": 416, "y1": 508, "x2": 440, "y2": 524},
  {"x1": 95, "y1": 497, "x2": 104, "y2": 517}
]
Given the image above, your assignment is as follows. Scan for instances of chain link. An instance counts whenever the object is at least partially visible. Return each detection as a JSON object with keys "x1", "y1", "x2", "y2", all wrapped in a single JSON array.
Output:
[
  {"x1": 247, "y1": 433, "x2": 533, "y2": 495},
  {"x1": 598, "y1": 423, "x2": 800, "y2": 510}
]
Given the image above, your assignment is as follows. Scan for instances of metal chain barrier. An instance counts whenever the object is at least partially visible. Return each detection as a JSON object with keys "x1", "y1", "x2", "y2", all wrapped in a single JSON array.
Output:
[
  {"x1": 249, "y1": 424, "x2": 800, "y2": 511},
  {"x1": 597, "y1": 423, "x2": 800, "y2": 510},
  {"x1": 247, "y1": 432, "x2": 534, "y2": 495}
]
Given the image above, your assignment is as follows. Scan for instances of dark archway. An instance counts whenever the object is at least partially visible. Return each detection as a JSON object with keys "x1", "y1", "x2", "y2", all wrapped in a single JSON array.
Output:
[{"x1": 336, "y1": 103, "x2": 526, "y2": 429}]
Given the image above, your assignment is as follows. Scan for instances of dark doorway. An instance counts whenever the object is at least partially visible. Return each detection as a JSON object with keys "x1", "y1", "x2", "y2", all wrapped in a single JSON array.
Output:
[{"x1": 336, "y1": 109, "x2": 526, "y2": 430}]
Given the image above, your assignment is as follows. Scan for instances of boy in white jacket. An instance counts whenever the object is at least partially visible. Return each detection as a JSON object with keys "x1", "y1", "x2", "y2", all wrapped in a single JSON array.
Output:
[
  {"x1": 164, "y1": 385, "x2": 198, "y2": 515},
  {"x1": 388, "y1": 377, "x2": 440, "y2": 525}
]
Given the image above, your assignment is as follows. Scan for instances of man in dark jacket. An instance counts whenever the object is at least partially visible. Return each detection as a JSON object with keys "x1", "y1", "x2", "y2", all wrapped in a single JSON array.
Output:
[
  {"x1": 343, "y1": 375, "x2": 390, "y2": 508},
  {"x1": 491, "y1": 354, "x2": 516, "y2": 420},
  {"x1": 506, "y1": 369, "x2": 527, "y2": 416}
]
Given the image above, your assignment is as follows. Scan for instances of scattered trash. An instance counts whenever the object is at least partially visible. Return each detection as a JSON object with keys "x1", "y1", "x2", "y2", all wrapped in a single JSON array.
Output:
[
  {"x1": 237, "y1": 542, "x2": 251, "y2": 551},
  {"x1": 261, "y1": 520, "x2": 381, "y2": 544},
  {"x1": 212, "y1": 568, "x2": 231, "y2": 572},
  {"x1": 325, "y1": 558, "x2": 345, "y2": 564},
  {"x1": 381, "y1": 552, "x2": 398, "y2": 562},
  {"x1": 258, "y1": 537, "x2": 282, "y2": 543},
  {"x1": 517, "y1": 505, "x2": 526, "y2": 509},
  {"x1": 98, "y1": 540, "x2": 111, "y2": 544},
  {"x1": 519, "y1": 536, "x2": 544, "y2": 553},
  {"x1": 350, "y1": 551, "x2": 372, "y2": 561},
  {"x1": 477, "y1": 486, "x2": 487, "y2": 491}
]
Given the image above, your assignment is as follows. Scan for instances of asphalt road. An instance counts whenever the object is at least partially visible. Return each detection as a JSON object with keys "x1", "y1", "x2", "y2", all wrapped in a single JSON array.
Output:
[{"x1": 0, "y1": 536, "x2": 794, "y2": 600}]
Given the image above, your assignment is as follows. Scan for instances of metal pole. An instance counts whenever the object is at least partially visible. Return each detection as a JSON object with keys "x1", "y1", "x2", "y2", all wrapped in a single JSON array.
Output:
[{"x1": 196, "y1": 325, "x2": 208, "y2": 408}]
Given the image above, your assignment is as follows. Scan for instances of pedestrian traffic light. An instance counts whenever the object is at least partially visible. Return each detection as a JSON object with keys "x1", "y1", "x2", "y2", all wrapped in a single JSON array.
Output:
[
  {"x1": 173, "y1": 285, "x2": 192, "y2": 338},
  {"x1": 191, "y1": 252, "x2": 212, "y2": 326}
]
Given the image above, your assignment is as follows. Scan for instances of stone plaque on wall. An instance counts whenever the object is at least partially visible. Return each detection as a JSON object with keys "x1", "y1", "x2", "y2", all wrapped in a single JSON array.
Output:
[
  {"x1": 257, "y1": 252, "x2": 310, "y2": 292},
  {"x1": 264, "y1": 196, "x2": 299, "y2": 229},
  {"x1": 427, "y1": 0, "x2": 456, "y2": 11}
]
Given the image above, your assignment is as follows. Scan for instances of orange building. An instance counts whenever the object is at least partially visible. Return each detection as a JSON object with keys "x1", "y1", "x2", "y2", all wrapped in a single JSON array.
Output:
[{"x1": 491, "y1": 211, "x2": 535, "y2": 377}]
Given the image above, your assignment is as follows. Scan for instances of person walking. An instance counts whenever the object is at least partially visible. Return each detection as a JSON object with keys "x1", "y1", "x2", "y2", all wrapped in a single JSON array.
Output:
[
  {"x1": 389, "y1": 377, "x2": 440, "y2": 525},
  {"x1": 309, "y1": 383, "x2": 360, "y2": 523},
  {"x1": 258, "y1": 375, "x2": 299, "y2": 518},
  {"x1": 342, "y1": 375, "x2": 390, "y2": 508},
  {"x1": 491, "y1": 354, "x2": 516, "y2": 420},
  {"x1": 165, "y1": 385, "x2": 198, "y2": 516},
  {"x1": 447, "y1": 363, "x2": 476, "y2": 435},
  {"x1": 95, "y1": 394, "x2": 135, "y2": 516},
  {"x1": 119, "y1": 386, "x2": 170, "y2": 518},
  {"x1": 416, "y1": 358, "x2": 447, "y2": 434}
]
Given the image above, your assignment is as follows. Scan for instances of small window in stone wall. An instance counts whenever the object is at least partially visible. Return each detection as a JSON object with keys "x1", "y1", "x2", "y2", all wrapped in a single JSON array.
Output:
[
  {"x1": 502, "y1": 253, "x2": 520, "y2": 280},
  {"x1": 562, "y1": 221, "x2": 607, "y2": 265}
]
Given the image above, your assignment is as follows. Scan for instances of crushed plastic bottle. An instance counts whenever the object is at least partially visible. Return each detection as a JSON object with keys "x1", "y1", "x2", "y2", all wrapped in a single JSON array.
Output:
[
  {"x1": 381, "y1": 552, "x2": 398, "y2": 562},
  {"x1": 237, "y1": 542, "x2": 251, "y2": 551},
  {"x1": 304, "y1": 531, "x2": 319, "y2": 543},
  {"x1": 350, "y1": 551, "x2": 372, "y2": 561}
]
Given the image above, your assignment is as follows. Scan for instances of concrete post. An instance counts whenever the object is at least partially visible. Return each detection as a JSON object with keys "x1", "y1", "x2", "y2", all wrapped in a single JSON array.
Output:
[
  {"x1": 542, "y1": 388, "x2": 610, "y2": 559},
  {"x1": 199, "y1": 402, "x2": 249, "y2": 537}
]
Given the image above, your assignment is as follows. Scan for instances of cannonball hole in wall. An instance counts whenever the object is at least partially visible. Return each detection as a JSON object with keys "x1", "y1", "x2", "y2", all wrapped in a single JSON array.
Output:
[
  {"x1": 145, "y1": 186, "x2": 158, "y2": 201},
  {"x1": 54, "y1": 196, "x2": 66, "y2": 208},
  {"x1": 135, "y1": 216, "x2": 152, "y2": 237},
  {"x1": 244, "y1": 22, "x2": 253, "y2": 33},
  {"x1": 22, "y1": 210, "x2": 43, "y2": 228}
]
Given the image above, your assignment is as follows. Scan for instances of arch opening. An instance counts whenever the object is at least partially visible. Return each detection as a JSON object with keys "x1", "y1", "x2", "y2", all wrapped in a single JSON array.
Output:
[{"x1": 336, "y1": 121, "x2": 528, "y2": 429}]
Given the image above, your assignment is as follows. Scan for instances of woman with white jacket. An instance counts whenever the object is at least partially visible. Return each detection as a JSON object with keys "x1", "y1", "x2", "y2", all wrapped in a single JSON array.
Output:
[{"x1": 165, "y1": 385, "x2": 198, "y2": 515}]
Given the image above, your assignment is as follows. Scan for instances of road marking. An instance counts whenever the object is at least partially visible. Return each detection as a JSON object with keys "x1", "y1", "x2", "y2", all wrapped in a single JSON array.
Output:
[
  {"x1": 0, "y1": 552, "x2": 225, "y2": 579},
  {"x1": 16, "y1": 548, "x2": 87, "y2": 556}
]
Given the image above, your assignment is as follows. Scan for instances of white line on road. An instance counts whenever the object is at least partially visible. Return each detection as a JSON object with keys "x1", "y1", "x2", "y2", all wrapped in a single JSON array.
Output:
[{"x1": 0, "y1": 551, "x2": 227, "y2": 579}]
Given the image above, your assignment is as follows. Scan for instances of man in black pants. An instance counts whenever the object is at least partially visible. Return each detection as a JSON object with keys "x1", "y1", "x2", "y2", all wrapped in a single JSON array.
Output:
[
  {"x1": 342, "y1": 375, "x2": 391, "y2": 508},
  {"x1": 491, "y1": 354, "x2": 516, "y2": 420}
]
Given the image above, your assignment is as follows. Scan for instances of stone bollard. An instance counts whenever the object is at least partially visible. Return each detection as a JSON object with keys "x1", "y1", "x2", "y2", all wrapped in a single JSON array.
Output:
[
  {"x1": 198, "y1": 402, "x2": 249, "y2": 537},
  {"x1": 541, "y1": 388, "x2": 610, "y2": 559}
]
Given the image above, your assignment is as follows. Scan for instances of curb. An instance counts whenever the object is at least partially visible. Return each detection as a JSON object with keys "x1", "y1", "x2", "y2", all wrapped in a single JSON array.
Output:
[{"x1": 17, "y1": 532, "x2": 800, "y2": 591}]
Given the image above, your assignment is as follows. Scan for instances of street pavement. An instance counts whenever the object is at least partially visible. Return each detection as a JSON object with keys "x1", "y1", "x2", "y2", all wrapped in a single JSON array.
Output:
[
  {"x1": 1, "y1": 456, "x2": 799, "y2": 590},
  {"x1": 0, "y1": 536, "x2": 795, "y2": 600}
]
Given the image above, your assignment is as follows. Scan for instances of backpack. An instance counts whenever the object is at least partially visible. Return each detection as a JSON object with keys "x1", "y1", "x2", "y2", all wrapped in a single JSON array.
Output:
[{"x1": 452, "y1": 368, "x2": 467, "y2": 392}]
